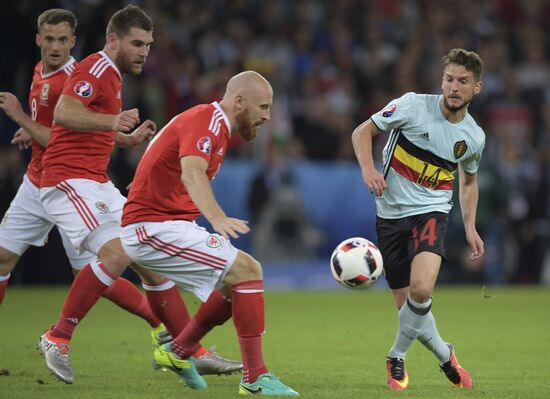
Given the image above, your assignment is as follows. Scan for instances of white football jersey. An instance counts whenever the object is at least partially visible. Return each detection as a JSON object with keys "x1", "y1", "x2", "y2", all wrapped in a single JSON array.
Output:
[{"x1": 371, "y1": 92, "x2": 485, "y2": 219}]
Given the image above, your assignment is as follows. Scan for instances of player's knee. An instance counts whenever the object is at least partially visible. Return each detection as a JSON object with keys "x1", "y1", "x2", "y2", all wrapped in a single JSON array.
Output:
[
  {"x1": 131, "y1": 263, "x2": 166, "y2": 285},
  {"x1": 409, "y1": 283, "x2": 432, "y2": 303},
  {"x1": 97, "y1": 239, "x2": 131, "y2": 276},
  {"x1": 224, "y1": 251, "x2": 263, "y2": 285},
  {"x1": 0, "y1": 247, "x2": 19, "y2": 276}
]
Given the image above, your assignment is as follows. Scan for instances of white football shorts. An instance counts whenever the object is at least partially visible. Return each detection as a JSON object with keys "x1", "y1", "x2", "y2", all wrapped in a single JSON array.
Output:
[
  {"x1": 121, "y1": 220, "x2": 238, "y2": 302},
  {"x1": 0, "y1": 174, "x2": 94, "y2": 269},
  {"x1": 40, "y1": 178, "x2": 126, "y2": 255}
]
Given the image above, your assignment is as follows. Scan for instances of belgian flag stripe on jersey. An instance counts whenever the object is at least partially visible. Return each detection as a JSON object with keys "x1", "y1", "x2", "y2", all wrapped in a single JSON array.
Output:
[
  {"x1": 390, "y1": 135, "x2": 456, "y2": 190},
  {"x1": 396, "y1": 134, "x2": 458, "y2": 171}
]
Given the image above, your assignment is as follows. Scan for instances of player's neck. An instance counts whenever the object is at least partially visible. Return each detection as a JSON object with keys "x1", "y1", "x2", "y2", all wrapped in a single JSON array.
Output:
[
  {"x1": 42, "y1": 56, "x2": 71, "y2": 75},
  {"x1": 103, "y1": 48, "x2": 119, "y2": 69},
  {"x1": 438, "y1": 97, "x2": 467, "y2": 124},
  {"x1": 217, "y1": 100, "x2": 236, "y2": 131}
]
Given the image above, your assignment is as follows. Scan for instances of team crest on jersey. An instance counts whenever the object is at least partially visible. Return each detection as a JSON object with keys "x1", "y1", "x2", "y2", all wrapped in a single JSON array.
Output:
[
  {"x1": 40, "y1": 83, "x2": 50, "y2": 105},
  {"x1": 206, "y1": 234, "x2": 222, "y2": 248},
  {"x1": 197, "y1": 137, "x2": 212, "y2": 154},
  {"x1": 95, "y1": 201, "x2": 110, "y2": 214},
  {"x1": 453, "y1": 140, "x2": 468, "y2": 159},
  {"x1": 74, "y1": 81, "x2": 93, "y2": 97},
  {"x1": 381, "y1": 104, "x2": 396, "y2": 117}
]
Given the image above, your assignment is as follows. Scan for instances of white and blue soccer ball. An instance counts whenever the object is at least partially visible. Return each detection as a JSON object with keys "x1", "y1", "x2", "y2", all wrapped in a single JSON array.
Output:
[{"x1": 330, "y1": 237, "x2": 384, "y2": 290}]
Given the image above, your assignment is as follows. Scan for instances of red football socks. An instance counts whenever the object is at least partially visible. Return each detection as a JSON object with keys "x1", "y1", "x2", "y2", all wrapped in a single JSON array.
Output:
[
  {"x1": 102, "y1": 277, "x2": 161, "y2": 328},
  {"x1": 143, "y1": 280, "x2": 206, "y2": 357},
  {"x1": 0, "y1": 276, "x2": 8, "y2": 305},
  {"x1": 51, "y1": 260, "x2": 116, "y2": 340},
  {"x1": 171, "y1": 290, "x2": 232, "y2": 358},
  {"x1": 232, "y1": 280, "x2": 268, "y2": 383}
]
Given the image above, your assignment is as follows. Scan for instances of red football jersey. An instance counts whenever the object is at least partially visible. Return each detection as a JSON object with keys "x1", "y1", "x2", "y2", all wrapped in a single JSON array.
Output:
[
  {"x1": 122, "y1": 102, "x2": 231, "y2": 226},
  {"x1": 26, "y1": 57, "x2": 76, "y2": 186},
  {"x1": 41, "y1": 51, "x2": 122, "y2": 187}
]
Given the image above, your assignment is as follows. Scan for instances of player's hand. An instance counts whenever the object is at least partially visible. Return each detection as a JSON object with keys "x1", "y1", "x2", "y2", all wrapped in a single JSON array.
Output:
[
  {"x1": 11, "y1": 128, "x2": 32, "y2": 150},
  {"x1": 113, "y1": 108, "x2": 140, "y2": 132},
  {"x1": 0, "y1": 92, "x2": 25, "y2": 123},
  {"x1": 211, "y1": 216, "x2": 250, "y2": 239},
  {"x1": 466, "y1": 229, "x2": 484, "y2": 261},
  {"x1": 129, "y1": 119, "x2": 157, "y2": 145},
  {"x1": 361, "y1": 165, "x2": 387, "y2": 197}
]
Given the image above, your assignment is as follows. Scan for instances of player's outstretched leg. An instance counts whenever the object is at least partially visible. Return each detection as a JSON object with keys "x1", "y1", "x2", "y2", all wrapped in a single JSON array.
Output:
[
  {"x1": 166, "y1": 289, "x2": 243, "y2": 375},
  {"x1": 440, "y1": 344, "x2": 473, "y2": 388},
  {"x1": 153, "y1": 343, "x2": 207, "y2": 389},
  {"x1": 38, "y1": 331, "x2": 73, "y2": 384},
  {"x1": 143, "y1": 279, "x2": 242, "y2": 375},
  {"x1": 386, "y1": 357, "x2": 409, "y2": 390},
  {"x1": 227, "y1": 253, "x2": 299, "y2": 396}
]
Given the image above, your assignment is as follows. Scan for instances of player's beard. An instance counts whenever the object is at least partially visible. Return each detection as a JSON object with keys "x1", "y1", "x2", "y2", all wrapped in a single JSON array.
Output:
[
  {"x1": 236, "y1": 110, "x2": 260, "y2": 142},
  {"x1": 443, "y1": 95, "x2": 471, "y2": 112},
  {"x1": 116, "y1": 51, "x2": 144, "y2": 75}
]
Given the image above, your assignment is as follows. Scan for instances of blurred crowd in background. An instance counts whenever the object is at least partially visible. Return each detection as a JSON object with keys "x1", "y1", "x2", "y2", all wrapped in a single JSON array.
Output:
[{"x1": 0, "y1": 0, "x2": 549, "y2": 286}]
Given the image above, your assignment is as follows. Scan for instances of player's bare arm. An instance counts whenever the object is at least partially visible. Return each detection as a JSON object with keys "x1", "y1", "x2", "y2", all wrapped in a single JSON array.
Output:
[
  {"x1": 458, "y1": 164, "x2": 484, "y2": 260},
  {"x1": 0, "y1": 92, "x2": 51, "y2": 147},
  {"x1": 180, "y1": 155, "x2": 250, "y2": 239},
  {"x1": 115, "y1": 119, "x2": 156, "y2": 149},
  {"x1": 351, "y1": 118, "x2": 387, "y2": 197},
  {"x1": 54, "y1": 94, "x2": 140, "y2": 132}
]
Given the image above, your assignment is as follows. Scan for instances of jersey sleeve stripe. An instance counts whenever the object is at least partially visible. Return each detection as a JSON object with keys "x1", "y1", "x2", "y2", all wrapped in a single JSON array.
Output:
[
  {"x1": 89, "y1": 58, "x2": 108, "y2": 76},
  {"x1": 208, "y1": 111, "x2": 223, "y2": 136},
  {"x1": 94, "y1": 63, "x2": 110, "y2": 78}
]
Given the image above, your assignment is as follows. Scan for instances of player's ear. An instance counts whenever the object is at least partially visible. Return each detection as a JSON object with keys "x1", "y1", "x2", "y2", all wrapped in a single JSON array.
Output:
[
  {"x1": 36, "y1": 33, "x2": 41, "y2": 47},
  {"x1": 70, "y1": 35, "x2": 76, "y2": 50},
  {"x1": 106, "y1": 32, "x2": 119, "y2": 51},
  {"x1": 473, "y1": 81, "x2": 482, "y2": 95},
  {"x1": 235, "y1": 95, "x2": 244, "y2": 112}
]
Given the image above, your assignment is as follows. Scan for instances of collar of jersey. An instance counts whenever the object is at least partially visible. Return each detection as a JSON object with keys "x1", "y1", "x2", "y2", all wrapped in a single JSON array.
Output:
[
  {"x1": 98, "y1": 51, "x2": 121, "y2": 79},
  {"x1": 211, "y1": 101, "x2": 232, "y2": 137},
  {"x1": 40, "y1": 56, "x2": 75, "y2": 79}
]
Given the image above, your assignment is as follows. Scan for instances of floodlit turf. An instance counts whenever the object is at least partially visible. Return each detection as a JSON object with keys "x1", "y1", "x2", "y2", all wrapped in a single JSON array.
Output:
[{"x1": 0, "y1": 286, "x2": 549, "y2": 398}]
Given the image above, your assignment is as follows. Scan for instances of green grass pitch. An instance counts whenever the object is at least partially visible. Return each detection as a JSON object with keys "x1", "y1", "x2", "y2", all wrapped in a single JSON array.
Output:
[{"x1": 0, "y1": 286, "x2": 549, "y2": 398}]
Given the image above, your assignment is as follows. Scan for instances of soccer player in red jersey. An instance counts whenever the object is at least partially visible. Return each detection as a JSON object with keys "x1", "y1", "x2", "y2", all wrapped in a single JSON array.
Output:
[
  {"x1": 0, "y1": 9, "x2": 163, "y2": 334},
  {"x1": 37, "y1": 5, "x2": 240, "y2": 384},
  {"x1": 120, "y1": 71, "x2": 299, "y2": 396}
]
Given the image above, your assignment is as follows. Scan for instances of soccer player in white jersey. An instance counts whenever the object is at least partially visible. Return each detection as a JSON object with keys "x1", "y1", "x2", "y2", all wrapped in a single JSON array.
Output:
[{"x1": 352, "y1": 48, "x2": 485, "y2": 390}]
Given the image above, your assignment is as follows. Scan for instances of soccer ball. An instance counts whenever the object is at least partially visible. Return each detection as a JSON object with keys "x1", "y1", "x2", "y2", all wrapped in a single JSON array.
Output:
[{"x1": 330, "y1": 237, "x2": 384, "y2": 290}]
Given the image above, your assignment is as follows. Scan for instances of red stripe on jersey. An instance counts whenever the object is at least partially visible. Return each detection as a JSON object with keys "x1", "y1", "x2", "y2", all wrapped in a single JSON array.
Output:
[
  {"x1": 57, "y1": 181, "x2": 99, "y2": 230},
  {"x1": 390, "y1": 157, "x2": 454, "y2": 190}
]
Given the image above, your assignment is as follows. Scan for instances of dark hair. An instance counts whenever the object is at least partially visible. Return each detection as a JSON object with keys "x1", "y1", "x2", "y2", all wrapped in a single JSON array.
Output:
[
  {"x1": 37, "y1": 9, "x2": 77, "y2": 34},
  {"x1": 442, "y1": 48, "x2": 484, "y2": 81},
  {"x1": 106, "y1": 5, "x2": 153, "y2": 38}
]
